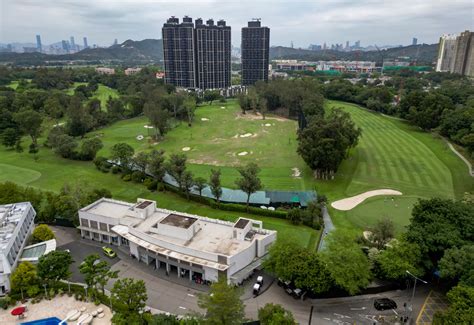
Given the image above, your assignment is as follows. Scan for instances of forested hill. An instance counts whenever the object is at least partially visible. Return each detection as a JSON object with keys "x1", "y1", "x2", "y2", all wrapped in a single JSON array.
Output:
[
  {"x1": 0, "y1": 39, "x2": 163, "y2": 65},
  {"x1": 270, "y1": 43, "x2": 439, "y2": 65},
  {"x1": 1, "y1": 39, "x2": 437, "y2": 66}
]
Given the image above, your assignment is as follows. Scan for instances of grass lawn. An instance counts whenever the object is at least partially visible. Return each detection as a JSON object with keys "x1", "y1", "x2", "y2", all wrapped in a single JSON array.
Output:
[
  {"x1": 67, "y1": 82, "x2": 119, "y2": 109},
  {"x1": 319, "y1": 101, "x2": 473, "y2": 234},
  {"x1": 0, "y1": 140, "x2": 318, "y2": 249},
  {"x1": 90, "y1": 100, "x2": 315, "y2": 191}
]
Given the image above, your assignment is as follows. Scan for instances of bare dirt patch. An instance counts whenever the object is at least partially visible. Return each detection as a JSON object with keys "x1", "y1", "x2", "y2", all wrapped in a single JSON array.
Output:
[
  {"x1": 235, "y1": 112, "x2": 288, "y2": 122},
  {"x1": 331, "y1": 189, "x2": 403, "y2": 211}
]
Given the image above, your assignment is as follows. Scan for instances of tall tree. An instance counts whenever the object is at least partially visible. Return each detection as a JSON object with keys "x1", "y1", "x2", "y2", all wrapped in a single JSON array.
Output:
[
  {"x1": 439, "y1": 245, "x2": 474, "y2": 286},
  {"x1": 37, "y1": 250, "x2": 73, "y2": 283},
  {"x1": 433, "y1": 285, "x2": 474, "y2": 325},
  {"x1": 13, "y1": 109, "x2": 43, "y2": 148},
  {"x1": 10, "y1": 262, "x2": 38, "y2": 299},
  {"x1": 181, "y1": 171, "x2": 194, "y2": 200},
  {"x1": 194, "y1": 177, "x2": 207, "y2": 197},
  {"x1": 375, "y1": 239, "x2": 423, "y2": 281},
  {"x1": 1, "y1": 128, "x2": 20, "y2": 148},
  {"x1": 198, "y1": 278, "x2": 245, "y2": 325},
  {"x1": 209, "y1": 169, "x2": 222, "y2": 204},
  {"x1": 297, "y1": 108, "x2": 360, "y2": 179},
  {"x1": 235, "y1": 163, "x2": 263, "y2": 209},
  {"x1": 167, "y1": 154, "x2": 187, "y2": 190},
  {"x1": 111, "y1": 278, "x2": 148, "y2": 325},
  {"x1": 133, "y1": 151, "x2": 149, "y2": 174},
  {"x1": 80, "y1": 137, "x2": 103, "y2": 160},
  {"x1": 79, "y1": 254, "x2": 119, "y2": 295},
  {"x1": 320, "y1": 232, "x2": 371, "y2": 295},
  {"x1": 66, "y1": 96, "x2": 93, "y2": 138},
  {"x1": 144, "y1": 100, "x2": 169, "y2": 140},
  {"x1": 110, "y1": 143, "x2": 135, "y2": 170},
  {"x1": 148, "y1": 149, "x2": 166, "y2": 185},
  {"x1": 183, "y1": 96, "x2": 197, "y2": 126}
]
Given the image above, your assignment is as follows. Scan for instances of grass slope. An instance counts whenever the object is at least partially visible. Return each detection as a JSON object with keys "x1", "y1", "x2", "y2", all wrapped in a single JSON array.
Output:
[{"x1": 319, "y1": 101, "x2": 473, "y2": 233}]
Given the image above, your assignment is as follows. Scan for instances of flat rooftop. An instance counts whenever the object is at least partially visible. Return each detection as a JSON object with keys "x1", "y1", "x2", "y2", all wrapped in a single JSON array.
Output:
[
  {"x1": 81, "y1": 198, "x2": 275, "y2": 257},
  {"x1": 160, "y1": 214, "x2": 197, "y2": 229},
  {"x1": 0, "y1": 202, "x2": 31, "y2": 251}
]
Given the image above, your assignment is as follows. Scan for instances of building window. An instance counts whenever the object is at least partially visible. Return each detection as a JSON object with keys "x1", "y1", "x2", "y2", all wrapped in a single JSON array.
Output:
[
  {"x1": 102, "y1": 234, "x2": 109, "y2": 242},
  {"x1": 100, "y1": 223, "x2": 108, "y2": 232},
  {"x1": 90, "y1": 221, "x2": 98, "y2": 229},
  {"x1": 120, "y1": 237, "x2": 129, "y2": 246},
  {"x1": 80, "y1": 218, "x2": 89, "y2": 227},
  {"x1": 93, "y1": 232, "x2": 100, "y2": 240},
  {"x1": 111, "y1": 237, "x2": 118, "y2": 244},
  {"x1": 84, "y1": 231, "x2": 90, "y2": 237}
]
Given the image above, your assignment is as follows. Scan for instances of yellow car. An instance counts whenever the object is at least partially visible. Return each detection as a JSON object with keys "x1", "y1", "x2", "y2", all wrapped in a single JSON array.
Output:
[{"x1": 102, "y1": 246, "x2": 116, "y2": 258}]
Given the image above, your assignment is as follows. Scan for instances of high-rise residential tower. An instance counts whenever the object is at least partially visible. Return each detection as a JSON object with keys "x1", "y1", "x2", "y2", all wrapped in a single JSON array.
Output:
[
  {"x1": 70, "y1": 36, "x2": 76, "y2": 51},
  {"x1": 436, "y1": 34, "x2": 458, "y2": 72},
  {"x1": 162, "y1": 16, "x2": 231, "y2": 90},
  {"x1": 35, "y1": 35, "x2": 42, "y2": 52},
  {"x1": 412, "y1": 37, "x2": 418, "y2": 46},
  {"x1": 83, "y1": 37, "x2": 89, "y2": 49},
  {"x1": 241, "y1": 20, "x2": 270, "y2": 86},
  {"x1": 453, "y1": 30, "x2": 473, "y2": 76}
]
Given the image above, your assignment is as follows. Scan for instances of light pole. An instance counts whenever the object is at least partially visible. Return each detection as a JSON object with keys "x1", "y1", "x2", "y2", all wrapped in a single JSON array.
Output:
[{"x1": 406, "y1": 270, "x2": 427, "y2": 323}]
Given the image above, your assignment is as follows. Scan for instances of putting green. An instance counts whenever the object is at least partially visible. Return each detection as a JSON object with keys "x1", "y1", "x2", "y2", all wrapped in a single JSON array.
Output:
[{"x1": 0, "y1": 163, "x2": 41, "y2": 185}]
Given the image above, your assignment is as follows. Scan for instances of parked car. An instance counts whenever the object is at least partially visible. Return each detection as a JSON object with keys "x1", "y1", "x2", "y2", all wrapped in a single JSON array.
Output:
[
  {"x1": 102, "y1": 246, "x2": 116, "y2": 258},
  {"x1": 292, "y1": 288, "x2": 303, "y2": 299},
  {"x1": 253, "y1": 283, "x2": 261, "y2": 295},
  {"x1": 374, "y1": 298, "x2": 397, "y2": 311}
]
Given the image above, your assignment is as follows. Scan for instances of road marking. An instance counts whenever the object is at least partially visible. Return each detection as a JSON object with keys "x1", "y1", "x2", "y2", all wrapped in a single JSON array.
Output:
[
  {"x1": 323, "y1": 318, "x2": 331, "y2": 321},
  {"x1": 333, "y1": 313, "x2": 351, "y2": 318},
  {"x1": 187, "y1": 293, "x2": 195, "y2": 297},
  {"x1": 416, "y1": 290, "x2": 432, "y2": 324},
  {"x1": 179, "y1": 306, "x2": 186, "y2": 310},
  {"x1": 350, "y1": 307, "x2": 367, "y2": 310}
]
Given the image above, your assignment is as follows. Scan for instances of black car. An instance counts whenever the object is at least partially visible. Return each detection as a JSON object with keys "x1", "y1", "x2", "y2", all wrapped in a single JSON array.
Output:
[{"x1": 374, "y1": 298, "x2": 397, "y2": 311}]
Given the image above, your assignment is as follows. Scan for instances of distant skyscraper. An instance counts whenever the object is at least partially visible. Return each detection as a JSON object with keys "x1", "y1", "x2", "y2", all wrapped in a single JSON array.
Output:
[
  {"x1": 83, "y1": 37, "x2": 88, "y2": 49},
  {"x1": 412, "y1": 37, "x2": 418, "y2": 46},
  {"x1": 70, "y1": 36, "x2": 76, "y2": 51},
  {"x1": 345, "y1": 41, "x2": 349, "y2": 49},
  {"x1": 113, "y1": 38, "x2": 118, "y2": 45},
  {"x1": 355, "y1": 40, "x2": 361, "y2": 48},
  {"x1": 241, "y1": 20, "x2": 270, "y2": 86},
  {"x1": 61, "y1": 40, "x2": 70, "y2": 53},
  {"x1": 36, "y1": 35, "x2": 42, "y2": 52},
  {"x1": 162, "y1": 16, "x2": 231, "y2": 90}
]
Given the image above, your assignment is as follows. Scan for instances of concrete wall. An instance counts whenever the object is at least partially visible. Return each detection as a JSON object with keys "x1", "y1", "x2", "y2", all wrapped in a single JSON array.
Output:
[{"x1": 204, "y1": 266, "x2": 218, "y2": 282}]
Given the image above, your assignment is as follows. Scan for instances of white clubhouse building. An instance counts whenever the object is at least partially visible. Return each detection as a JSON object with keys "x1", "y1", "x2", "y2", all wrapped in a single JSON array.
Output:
[{"x1": 78, "y1": 198, "x2": 276, "y2": 284}]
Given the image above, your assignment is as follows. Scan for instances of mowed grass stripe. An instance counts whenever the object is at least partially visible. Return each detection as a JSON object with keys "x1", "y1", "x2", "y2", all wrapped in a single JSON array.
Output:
[{"x1": 327, "y1": 101, "x2": 456, "y2": 199}]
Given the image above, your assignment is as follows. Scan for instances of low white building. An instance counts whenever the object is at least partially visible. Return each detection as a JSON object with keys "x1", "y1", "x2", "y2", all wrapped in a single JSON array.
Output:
[
  {"x1": 78, "y1": 198, "x2": 276, "y2": 284},
  {"x1": 0, "y1": 202, "x2": 36, "y2": 295}
]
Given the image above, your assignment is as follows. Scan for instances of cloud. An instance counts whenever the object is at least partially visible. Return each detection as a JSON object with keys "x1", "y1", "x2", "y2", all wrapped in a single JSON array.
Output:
[{"x1": 0, "y1": 0, "x2": 473, "y2": 47}]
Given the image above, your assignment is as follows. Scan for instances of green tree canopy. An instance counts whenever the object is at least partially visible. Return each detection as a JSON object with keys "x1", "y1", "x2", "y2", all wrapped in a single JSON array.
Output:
[
  {"x1": 433, "y1": 285, "x2": 474, "y2": 325},
  {"x1": 79, "y1": 254, "x2": 118, "y2": 295},
  {"x1": 198, "y1": 278, "x2": 245, "y2": 325},
  {"x1": 111, "y1": 278, "x2": 148, "y2": 325},
  {"x1": 209, "y1": 169, "x2": 222, "y2": 204},
  {"x1": 320, "y1": 232, "x2": 371, "y2": 295},
  {"x1": 375, "y1": 239, "x2": 424, "y2": 281},
  {"x1": 258, "y1": 303, "x2": 296, "y2": 325},
  {"x1": 110, "y1": 143, "x2": 135, "y2": 170},
  {"x1": 37, "y1": 250, "x2": 73, "y2": 283},
  {"x1": 167, "y1": 153, "x2": 187, "y2": 190},
  {"x1": 439, "y1": 245, "x2": 474, "y2": 286},
  {"x1": 235, "y1": 163, "x2": 263, "y2": 209},
  {"x1": 10, "y1": 261, "x2": 38, "y2": 298},
  {"x1": 32, "y1": 224, "x2": 55, "y2": 243}
]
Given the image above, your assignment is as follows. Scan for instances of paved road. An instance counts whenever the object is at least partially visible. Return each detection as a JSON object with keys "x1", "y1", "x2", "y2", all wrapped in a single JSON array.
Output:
[
  {"x1": 446, "y1": 140, "x2": 474, "y2": 177},
  {"x1": 53, "y1": 226, "x2": 430, "y2": 323},
  {"x1": 318, "y1": 206, "x2": 335, "y2": 251}
]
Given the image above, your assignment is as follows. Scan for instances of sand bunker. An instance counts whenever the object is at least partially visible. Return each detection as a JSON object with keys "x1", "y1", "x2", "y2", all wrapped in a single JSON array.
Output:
[
  {"x1": 136, "y1": 135, "x2": 144, "y2": 141},
  {"x1": 238, "y1": 151, "x2": 248, "y2": 156},
  {"x1": 144, "y1": 125, "x2": 154, "y2": 129},
  {"x1": 201, "y1": 118, "x2": 210, "y2": 121},
  {"x1": 182, "y1": 147, "x2": 191, "y2": 151},
  {"x1": 264, "y1": 123, "x2": 272, "y2": 126},
  {"x1": 331, "y1": 189, "x2": 403, "y2": 211},
  {"x1": 291, "y1": 167, "x2": 301, "y2": 177},
  {"x1": 221, "y1": 106, "x2": 225, "y2": 109}
]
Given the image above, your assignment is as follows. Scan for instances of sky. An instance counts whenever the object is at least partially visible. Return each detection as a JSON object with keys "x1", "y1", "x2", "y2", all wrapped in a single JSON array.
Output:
[{"x1": 1, "y1": 0, "x2": 473, "y2": 47}]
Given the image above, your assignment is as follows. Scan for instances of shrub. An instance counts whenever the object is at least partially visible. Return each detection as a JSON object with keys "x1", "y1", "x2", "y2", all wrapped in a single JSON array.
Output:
[
  {"x1": 100, "y1": 165, "x2": 110, "y2": 173},
  {"x1": 122, "y1": 174, "x2": 131, "y2": 182},
  {"x1": 27, "y1": 285, "x2": 40, "y2": 297},
  {"x1": 0, "y1": 297, "x2": 12, "y2": 310},
  {"x1": 131, "y1": 171, "x2": 146, "y2": 183},
  {"x1": 144, "y1": 179, "x2": 158, "y2": 191},
  {"x1": 93, "y1": 156, "x2": 108, "y2": 170},
  {"x1": 287, "y1": 208, "x2": 303, "y2": 225},
  {"x1": 32, "y1": 224, "x2": 55, "y2": 243},
  {"x1": 111, "y1": 166, "x2": 121, "y2": 174}
]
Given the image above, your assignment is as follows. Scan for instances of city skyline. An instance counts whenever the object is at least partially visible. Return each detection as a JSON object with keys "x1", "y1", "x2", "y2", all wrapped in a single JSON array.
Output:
[{"x1": 1, "y1": 0, "x2": 473, "y2": 47}]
